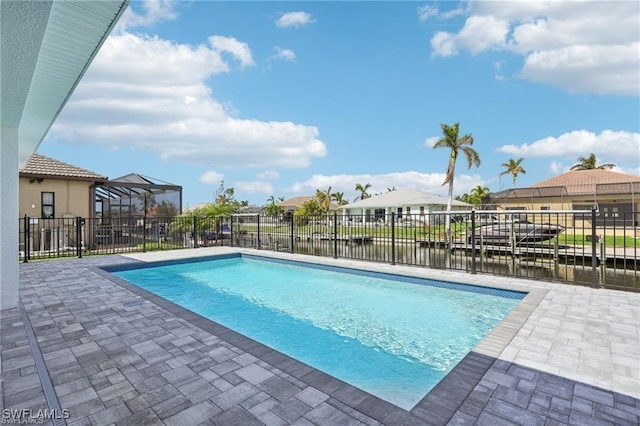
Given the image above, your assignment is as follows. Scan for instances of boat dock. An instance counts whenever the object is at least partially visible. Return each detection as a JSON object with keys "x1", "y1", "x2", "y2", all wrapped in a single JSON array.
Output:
[{"x1": 448, "y1": 240, "x2": 638, "y2": 269}]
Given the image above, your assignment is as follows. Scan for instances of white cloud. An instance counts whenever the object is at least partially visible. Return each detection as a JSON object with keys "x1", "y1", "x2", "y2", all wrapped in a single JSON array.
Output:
[
  {"x1": 287, "y1": 171, "x2": 484, "y2": 201},
  {"x1": 497, "y1": 130, "x2": 639, "y2": 166},
  {"x1": 117, "y1": 0, "x2": 178, "y2": 31},
  {"x1": 431, "y1": 16, "x2": 509, "y2": 57},
  {"x1": 276, "y1": 12, "x2": 315, "y2": 28},
  {"x1": 521, "y1": 43, "x2": 640, "y2": 96},
  {"x1": 417, "y1": 4, "x2": 439, "y2": 22},
  {"x1": 234, "y1": 181, "x2": 274, "y2": 195},
  {"x1": 209, "y1": 36, "x2": 254, "y2": 68},
  {"x1": 417, "y1": 3, "x2": 466, "y2": 22},
  {"x1": 273, "y1": 47, "x2": 296, "y2": 62},
  {"x1": 456, "y1": 15, "x2": 509, "y2": 55},
  {"x1": 423, "y1": 136, "x2": 439, "y2": 148},
  {"x1": 200, "y1": 171, "x2": 224, "y2": 185},
  {"x1": 51, "y1": 32, "x2": 326, "y2": 170},
  {"x1": 257, "y1": 170, "x2": 280, "y2": 180},
  {"x1": 430, "y1": 32, "x2": 458, "y2": 57},
  {"x1": 548, "y1": 161, "x2": 566, "y2": 174},
  {"x1": 428, "y1": 1, "x2": 640, "y2": 95}
]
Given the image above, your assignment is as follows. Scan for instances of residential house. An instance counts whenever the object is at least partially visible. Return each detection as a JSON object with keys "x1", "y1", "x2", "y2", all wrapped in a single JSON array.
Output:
[
  {"x1": 19, "y1": 153, "x2": 107, "y2": 219},
  {"x1": 340, "y1": 189, "x2": 472, "y2": 223},
  {"x1": 278, "y1": 196, "x2": 338, "y2": 215},
  {"x1": 489, "y1": 169, "x2": 640, "y2": 226}
]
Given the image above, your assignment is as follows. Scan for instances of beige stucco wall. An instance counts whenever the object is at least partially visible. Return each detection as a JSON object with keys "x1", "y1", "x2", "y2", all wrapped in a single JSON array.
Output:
[
  {"x1": 495, "y1": 194, "x2": 639, "y2": 229},
  {"x1": 19, "y1": 177, "x2": 93, "y2": 218}
]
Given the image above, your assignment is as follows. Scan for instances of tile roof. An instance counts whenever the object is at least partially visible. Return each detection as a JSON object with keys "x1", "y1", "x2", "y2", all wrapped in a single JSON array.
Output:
[
  {"x1": 278, "y1": 196, "x2": 339, "y2": 211},
  {"x1": 278, "y1": 196, "x2": 317, "y2": 208},
  {"x1": 530, "y1": 169, "x2": 640, "y2": 195},
  {"x1": 19, "y1": 153, "x2": 107, "y2": 181}
]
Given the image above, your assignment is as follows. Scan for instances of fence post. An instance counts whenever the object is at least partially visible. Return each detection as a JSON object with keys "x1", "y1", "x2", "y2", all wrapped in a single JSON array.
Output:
[
  {"x1": 333, "y1": 213, "x2": 338, "y2": 259},
  {"x1": 257, "y1": 215, "x2": 261, "y2": 249},
  {"x1": 142, "y1": 215, "x2": 147, "y2": 253},
  {"x1": 471, "y1": 210, "x2": 476, "y2": 274},
  {"x1": 591, "y1": 208, "x2": 599, "y2": 288},
  {"x1": 193, "y1": 216, "x2": 198, "y2": 248},
  {"x1": 23, "y1": 215, "x2": 29, "y2": 263},
  {"x1": 76, "y1": 217, "x2": 82, "y2": 258},
  {"x1": 391, "y1": 213, "x2": 396, "y2": 265},
  {"x1": 290, "y1": 215, "x2": 294, "y2": 254}
]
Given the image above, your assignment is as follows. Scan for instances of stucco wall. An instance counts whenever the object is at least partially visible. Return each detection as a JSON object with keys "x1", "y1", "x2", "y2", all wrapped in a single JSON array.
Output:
[{"x1": 19, "y1": 177, "x2": 92, "y2": 218}]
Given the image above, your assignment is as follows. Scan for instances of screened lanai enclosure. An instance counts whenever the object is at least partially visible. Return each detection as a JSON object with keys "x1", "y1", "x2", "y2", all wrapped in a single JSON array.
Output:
[
  {"x1": 90, "y1": 174, "x2": 182, "y2": 249},
  {"x1": 96, "y1": 173, "x2": 182, "y2": 220}
]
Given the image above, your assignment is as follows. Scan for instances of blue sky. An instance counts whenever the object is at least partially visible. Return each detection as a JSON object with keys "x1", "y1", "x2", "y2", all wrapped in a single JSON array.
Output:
[{"x1": 41, "y1": 0, "x2": 640, "y2": 207}]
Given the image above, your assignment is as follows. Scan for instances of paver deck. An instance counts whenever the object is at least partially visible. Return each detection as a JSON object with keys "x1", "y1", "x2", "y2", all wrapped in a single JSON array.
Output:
[{"x1": 1, "y1": 248, "x2": 639, "y2": 425}]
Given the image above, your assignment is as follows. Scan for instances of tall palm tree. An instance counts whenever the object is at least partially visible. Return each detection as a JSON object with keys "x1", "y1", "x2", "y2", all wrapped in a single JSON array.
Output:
[
  {"x1": 315, "y1": 186, "x2": 332, "y2": 213},
  {"x1": 570, "y1": 153, "x2": 616, "y2": 170},
  {"x1": 432, "y1": 122, "x2": 481, "y2": 239},
  {"x1": 355, "y1": 183, "x2": 371, "y2": 201},
  {"x1": 331, "y1": 191, "x2": 348, "y2": 206},
  {"x1": 386, "y1": 186, "x2": 397, "y2": 192},
  {"x1": 500, "y1": 158, "x2": 526, "y2": 187}
]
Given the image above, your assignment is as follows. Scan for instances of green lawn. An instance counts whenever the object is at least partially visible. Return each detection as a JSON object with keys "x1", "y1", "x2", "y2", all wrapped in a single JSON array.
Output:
[{"x1": 558, "y1": 234, "x2": 640, "y2": 248}]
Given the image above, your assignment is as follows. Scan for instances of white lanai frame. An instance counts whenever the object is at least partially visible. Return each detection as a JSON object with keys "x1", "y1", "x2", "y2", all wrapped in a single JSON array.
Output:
[{"x1": 1, "y1": 0, "x2": 128, "y2": 310}]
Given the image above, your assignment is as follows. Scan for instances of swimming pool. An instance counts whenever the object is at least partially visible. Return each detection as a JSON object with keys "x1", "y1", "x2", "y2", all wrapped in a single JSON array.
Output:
[{"x1": 113, "y1": 254, "x2": 525, "y2": 409}]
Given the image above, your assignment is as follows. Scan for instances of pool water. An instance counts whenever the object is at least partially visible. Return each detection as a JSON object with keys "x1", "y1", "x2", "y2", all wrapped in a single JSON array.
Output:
[{"x1": 114, "y1": 255, "x2": 524, "y2": 409}]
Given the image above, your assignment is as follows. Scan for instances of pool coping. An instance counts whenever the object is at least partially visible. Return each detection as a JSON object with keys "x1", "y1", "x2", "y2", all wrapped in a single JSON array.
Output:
[{"x1": 94, "y1": 249, "x2": 549, "y2": 423}]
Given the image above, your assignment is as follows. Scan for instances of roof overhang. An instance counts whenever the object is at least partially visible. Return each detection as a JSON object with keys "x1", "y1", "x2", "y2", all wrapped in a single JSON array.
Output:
[{"x1": 1, "y1": 0, "x2": 128, "y2": 167}]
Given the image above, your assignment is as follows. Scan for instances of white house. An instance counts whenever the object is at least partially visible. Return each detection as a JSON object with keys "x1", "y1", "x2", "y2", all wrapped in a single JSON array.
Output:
[{"x1": 340, "y1": 189, "x2": 472, "y2": 223}]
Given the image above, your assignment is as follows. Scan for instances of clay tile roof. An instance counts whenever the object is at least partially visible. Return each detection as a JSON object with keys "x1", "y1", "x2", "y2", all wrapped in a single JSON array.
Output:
[
  {"x1": 19, "y1": 153, "x2": 107, "y2": 181},
  {"x1": 278, "y1": 196, "x2": 339, "y2": 211},
  {"x1": 530, "y1": 169, "x2": 640, "y2": 195},
  {"x1": 278, "y1": 196, "x2": 317, "y2": 208}
]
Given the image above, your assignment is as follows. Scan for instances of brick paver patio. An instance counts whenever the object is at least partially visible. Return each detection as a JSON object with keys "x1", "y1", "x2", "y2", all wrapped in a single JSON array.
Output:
[{"x1": 1, "y1": 248, "x2": 638, "y2": 425}]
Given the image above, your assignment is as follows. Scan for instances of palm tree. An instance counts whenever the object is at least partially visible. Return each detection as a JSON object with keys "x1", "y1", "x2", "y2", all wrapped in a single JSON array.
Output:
[
  {"x1": 315, "y1": 186, "x2": 332, "y2": 213},
  {"x1": 469, "y1": 185, "x2": 490, "y2": 206},
  {"x1": 265, "y1": 195, "x2": 284, "y2": 217},
  {"x1": 387, "y1": 186, "x2": 397, "y2": 192},
  {"x1": 432, "y1": 122, "x2": 481, "y2": 240},
  {"x1": 500, "y1": 158, "x2": 526, "y2": 187},
  {"x1": 331, "y1": 191, "x2": 348, "y2": 206},
  {"x1": 570, "y1": 153, "x2": 616, "y2": 170},
  {"x1": 355, "y1": 183, "x2": 371, "y2": 201}
]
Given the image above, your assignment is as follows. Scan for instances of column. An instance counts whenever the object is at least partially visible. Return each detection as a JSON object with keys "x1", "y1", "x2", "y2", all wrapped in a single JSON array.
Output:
[{"x1": 0, "y1": 126, "x2": 19, "y2": 310}]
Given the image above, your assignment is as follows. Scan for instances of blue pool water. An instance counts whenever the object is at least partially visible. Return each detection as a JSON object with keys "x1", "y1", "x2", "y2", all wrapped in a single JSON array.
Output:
[{"x1": 113, "y1": 255, "x2": 524, "y2": 409}]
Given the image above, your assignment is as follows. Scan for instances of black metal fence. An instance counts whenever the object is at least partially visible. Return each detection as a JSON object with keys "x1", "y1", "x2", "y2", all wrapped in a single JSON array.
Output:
[{"x1": 19, "y1": 210, "x2": 639, "y2": 291}]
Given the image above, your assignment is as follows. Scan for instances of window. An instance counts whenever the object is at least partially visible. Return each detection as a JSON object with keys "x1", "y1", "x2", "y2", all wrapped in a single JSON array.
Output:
[
  {"x1": 374, "y1": 208, "x2": 385, "y2": 221},
  {"x1": 41, "y1": 192, "x2": 55, "y2": 218},
  {"x1": 397, "y1": 207, "x2": 403, "y2": 219},
  {"x1": 420, "y1": 206, "x2": 425, "y2": 215},
  {"x1": 540, "y1": 206, "x2": 549, "y2": 211}
]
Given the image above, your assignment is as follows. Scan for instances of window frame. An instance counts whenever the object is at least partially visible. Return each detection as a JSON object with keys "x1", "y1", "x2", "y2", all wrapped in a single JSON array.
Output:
[{"x1": 41, "y1": 192, "x2": 55, "y2": 219}]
